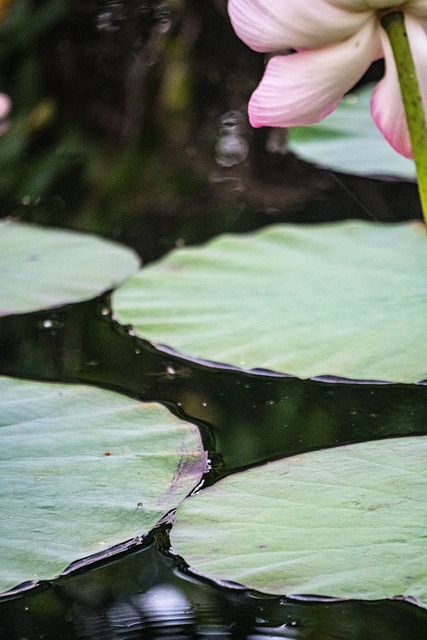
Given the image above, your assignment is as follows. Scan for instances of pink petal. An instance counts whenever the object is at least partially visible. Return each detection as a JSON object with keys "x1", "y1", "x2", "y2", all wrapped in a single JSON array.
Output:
[
  {"x1": 248, "y1": 19, "x2": 381, "y2": 128},
  {"x1": 227, "y1": 0, "x2": 371, "y2": 52},
  {"x1": 371, "y1": 16, "x2": 427, "y2": 159},
  {"x1": 0, "y1": 93, "x2": 11, "y2": 120}
]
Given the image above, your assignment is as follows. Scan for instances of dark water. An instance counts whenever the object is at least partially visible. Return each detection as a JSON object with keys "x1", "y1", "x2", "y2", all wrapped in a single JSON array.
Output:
[
  {"x1": 0, "y1": 295, "x2": 426, "y2": 639},
  {"x1": 2, "y1": 526, "x2": 427, "y2": 640}
]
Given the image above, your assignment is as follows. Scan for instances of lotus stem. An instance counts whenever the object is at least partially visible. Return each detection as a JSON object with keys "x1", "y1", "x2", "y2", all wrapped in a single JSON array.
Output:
[{"x1": 381, "y1": 10, "x2": 427, "y2": 228}]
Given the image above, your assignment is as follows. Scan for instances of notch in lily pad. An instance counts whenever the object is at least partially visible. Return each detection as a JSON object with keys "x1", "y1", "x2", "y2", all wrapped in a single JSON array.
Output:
[{"x1": 0, "y1": 375, "x2": 206, "y2": 595}]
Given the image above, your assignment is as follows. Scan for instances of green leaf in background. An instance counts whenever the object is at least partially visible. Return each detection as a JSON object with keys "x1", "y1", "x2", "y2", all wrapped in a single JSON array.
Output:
[
  {"x1": 0, "y1": 220, "x2": 139, "y2": 316},
  {"x1": 113, "y1": 221, "x2": 427, "y2": 383},
  {"x1": 0, "y1": 375, "x2": 206, "y2": 594},
  {"x1": 171, "y1": 436, "x2": 427, "y2": 608},
  {"x1": 288, "y1": 84, "x2": 416, "y2": 180}
]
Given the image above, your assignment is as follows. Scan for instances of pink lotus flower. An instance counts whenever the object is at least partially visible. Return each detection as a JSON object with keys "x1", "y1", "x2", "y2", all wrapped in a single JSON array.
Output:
[{"x1": 228, "y1": 0, "x2": 427, "y2": 159}]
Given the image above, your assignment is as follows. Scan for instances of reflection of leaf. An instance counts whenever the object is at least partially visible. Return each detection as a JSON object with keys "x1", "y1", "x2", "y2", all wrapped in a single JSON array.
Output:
[
  {"x1": 0, "y1": 220, "x2": 139, "y2": 316},
  {"x1": 113, "y1": 221, "x2": 427, "y2": 383},
  {"x1": 0, "y1": 375, "x2": 206, "y2": 594},
  {"x1": 288, "y1": 84, "x2": 416, "y2": 179},
  {"x1": 171, "y1": 436, "x2": 427, "y2": 608}
]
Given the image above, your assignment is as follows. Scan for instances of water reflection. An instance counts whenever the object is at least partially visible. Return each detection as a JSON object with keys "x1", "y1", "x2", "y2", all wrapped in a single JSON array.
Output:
[
  {"x1": 96, "y1": 1, "x2": 126, "y2": 33},
  {"x1": 152, "y1": 2, "x2": 171, "y2": 34},
  {"x1": 216, "y1": 111, "x2": 249, "y2": 168},
  {"x1": 1, "y1": 526, "x2": 426, "y2": 639},
  {"x1": 75, "y1": 584, "x2": 195, "y2": 638}
]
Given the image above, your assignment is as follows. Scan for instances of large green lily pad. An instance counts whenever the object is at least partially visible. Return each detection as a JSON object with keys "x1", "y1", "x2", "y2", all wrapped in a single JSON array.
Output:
[
  {"x1": 171, "y1": 436, "x2": 427, "y2": 607},
  {"x1": 288, "y1": 84, "x2": 416, "y2": 179},
  {"x1": 113, "y1": 221, "x2": 427, "y2": 383},
  {"x1": 0, "y1": 375, "x2": 206, "y2": 594},
  {"x1": 0, "y1": 220, "x2": 139, "y2": 316}
]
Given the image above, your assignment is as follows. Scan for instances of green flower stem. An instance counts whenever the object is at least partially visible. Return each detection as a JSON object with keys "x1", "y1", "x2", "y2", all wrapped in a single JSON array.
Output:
[{"x1": 381, "y1": 10, "x2": 427, "y2": 227}]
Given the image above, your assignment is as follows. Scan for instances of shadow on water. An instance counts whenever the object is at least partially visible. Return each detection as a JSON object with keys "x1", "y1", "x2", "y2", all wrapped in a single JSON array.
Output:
[{"x1": 0, "y1": 296, "x2": 427, "y2": 639}]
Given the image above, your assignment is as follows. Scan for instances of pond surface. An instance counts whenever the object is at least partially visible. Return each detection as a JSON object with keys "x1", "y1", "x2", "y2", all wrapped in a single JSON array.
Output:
[
  {"x1": 0, "y1": 0, "x2": 426, "y2": 638},
  {"x1": 0, "y1": 294, "x2": 427, "y2": 639}
]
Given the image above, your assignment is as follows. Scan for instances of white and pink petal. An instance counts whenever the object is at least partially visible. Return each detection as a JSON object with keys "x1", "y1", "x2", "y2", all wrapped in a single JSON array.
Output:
[
  {"x1": 248, "y1": 20, "x2": 381, "y2": 128},
  {"x1": 227, "y1": 0, "x2": 371, "y2": 52}
]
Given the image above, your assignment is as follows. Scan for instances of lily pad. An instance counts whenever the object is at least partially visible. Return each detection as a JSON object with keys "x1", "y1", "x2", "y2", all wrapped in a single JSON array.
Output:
[
  {"x1": 288, "y1": 84, "x2": 416, "y2": 180},
  {"x1": 0, "y1": 375, "x2": 206, "y2": 594},
  {"x1": 113, "y1": 221, "x2": 427, "y2": 383},
  {"x1": 0, "y1": 220, "x2": 140, "y2": 316},
  {"x1": 171, "y1": 436, "x2": 427, "y2": 607}
]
